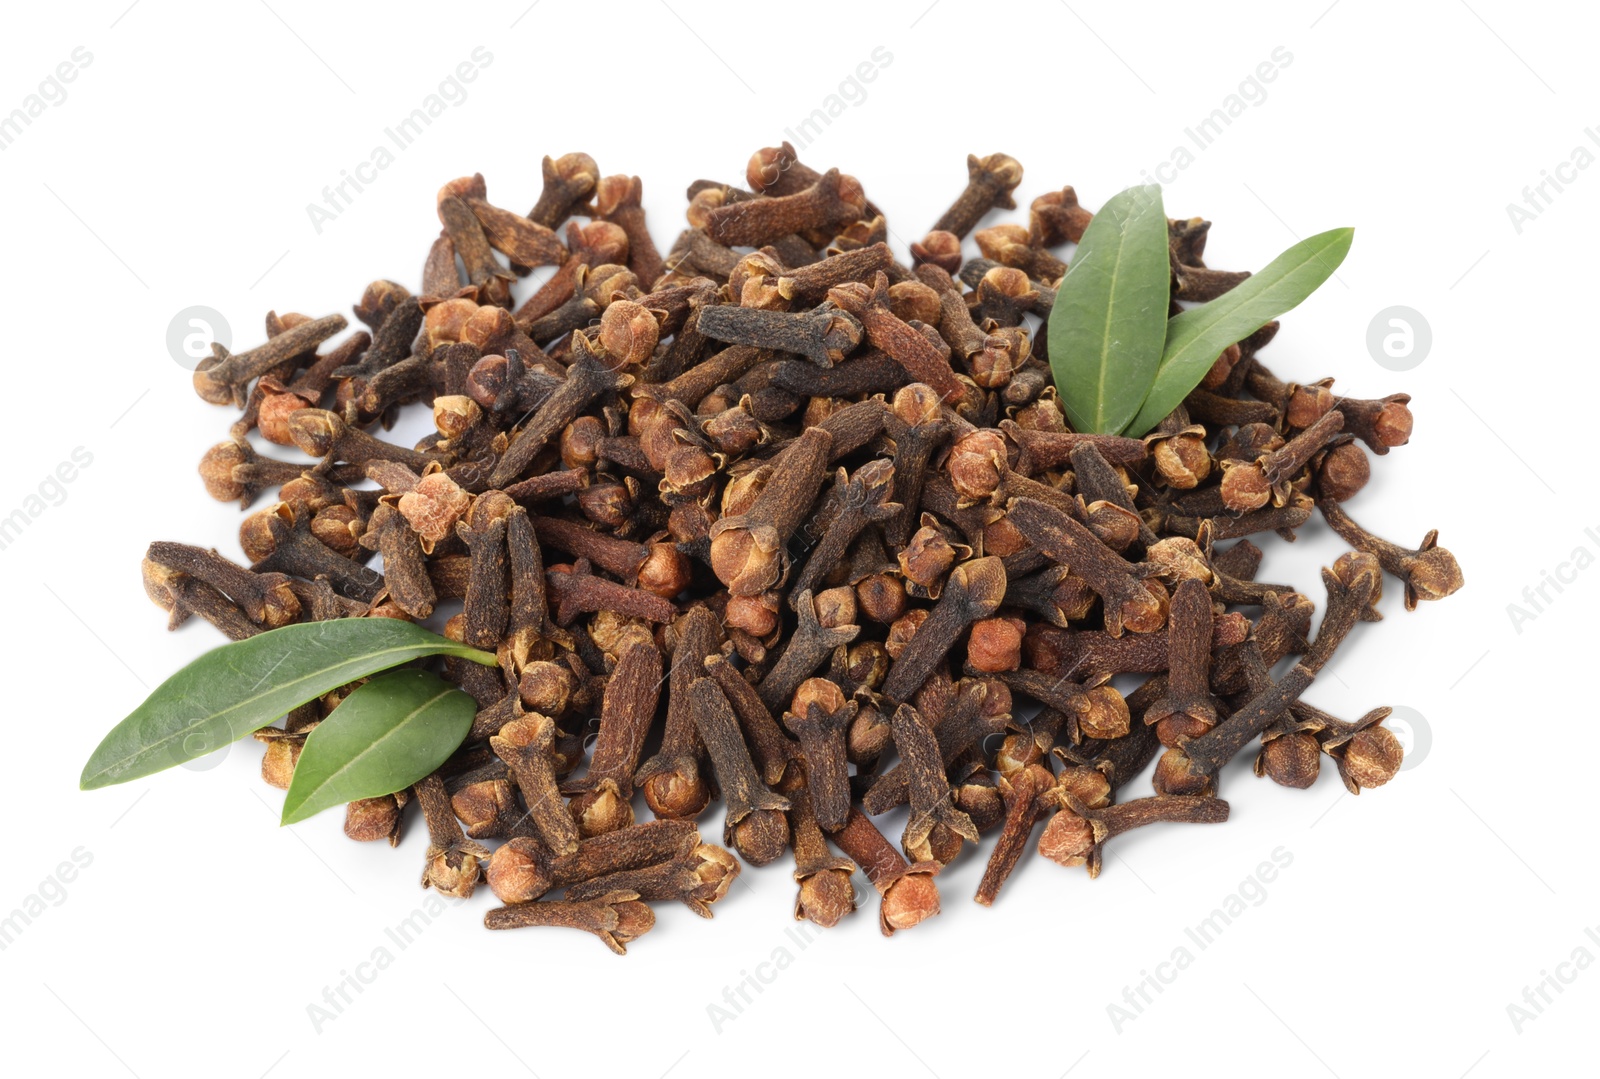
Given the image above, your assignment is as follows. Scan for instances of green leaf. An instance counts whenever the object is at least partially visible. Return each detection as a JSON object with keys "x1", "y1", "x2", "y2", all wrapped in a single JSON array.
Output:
[
  {"x1": 80, "y1": 620, "x2": 496, "y2": 790},
  {"x1": 1047, "y1": 184, "x2": 1171, "y2": 435},
  {"x1": 280, "y1": 670, "x2": 475, "y2": 825},
  {"x1": 1126, "y1": 227, "x2": 1355, "y2": 437}
]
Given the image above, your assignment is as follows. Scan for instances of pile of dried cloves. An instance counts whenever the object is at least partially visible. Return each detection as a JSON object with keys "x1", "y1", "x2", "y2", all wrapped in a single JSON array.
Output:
[{"x1": 149, "y1": 145, "x2": 1463, "y2": 951}]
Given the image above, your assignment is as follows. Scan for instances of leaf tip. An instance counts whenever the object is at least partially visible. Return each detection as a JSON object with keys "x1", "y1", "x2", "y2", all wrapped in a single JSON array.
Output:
[
  {"x1": 279, "y1": 796, "x2": 306, "y2": 826},
  {"x1": 78, "y1": 761, "x2": 107, "y2": 791},
  {"x1": 1320, "y1": 225, "x2": 1356, "y2": 252}
]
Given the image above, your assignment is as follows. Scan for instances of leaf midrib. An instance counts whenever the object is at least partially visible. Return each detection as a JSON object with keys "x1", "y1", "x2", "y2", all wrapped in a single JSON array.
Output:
[
  {"x1": 282, "y1": 684, "x2": 455, "y2": 819},
  {"x1": 1091, "y1": 208, "x2": 1141, "y2": 433},
  {"x1": 1163, "y1": 242, "x2": 1332, "y2": 371},
  {"x1": 86, "y1": 643, "x2": 469, "y2": 782}
]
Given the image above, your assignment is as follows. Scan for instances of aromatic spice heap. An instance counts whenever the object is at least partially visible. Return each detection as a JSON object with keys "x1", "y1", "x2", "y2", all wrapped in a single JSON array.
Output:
[{"x1": 123, "y1": 146, "x2": 1461, "y2": 950}]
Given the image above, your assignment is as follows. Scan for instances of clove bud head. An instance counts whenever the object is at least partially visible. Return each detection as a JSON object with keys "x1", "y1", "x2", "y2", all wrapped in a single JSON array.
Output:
[
  {"x1": 662, "y1": 445, "x2": 717, "y2": 502},
  {"x1": 1220, "y1": 461, "x2": 1273, "y2": 513},
  {"x1": 344, "y1": 794, "x2": 404, "y2": 845},
  {"x1": 570, "y1": 779, "x2": 635, "y2": 838},
  {"x1": 286, "y1": 409, "x2": 347, "y2": 458},
  {"x1": 1152, "y1": 747, "x2": 1215, "y2": 797},
  {"x1": 519, "y1": 661, "x2": 577, "y2": 717},
  {"x1": 880, "y1": 868, "x2": 941, "y2": 934},
  {"x1": 726, "y1": 591, "x2": 781, "y2": 637},
  {"x1": 1085, "y1": 500, "x2": 1143, "y2": 553},
  {"x1": 433, "y1": 395, "x2": 481, "y2": 440},
  {"x1": 732, "y1": 808, "x2": 790, "y2": 867},
  {"x1": 813, "y1": 585, "x2": 857, "y2": 630},
  {"x1": 197, "y1": 441, "x2": 254, "y2": 503},
  {"x1": 884, "y1": 609, "x2": 929, "y2": 660},
  {"x1": 1154, "y1": 710, "x2": 1217, "y2": 749},
  {"x1": 552, "y1": 152, "x2": 599, "y2": 187},
  {"x1": 709, "y1": 524, "x2": 783, "y2": 597},
  {"x1": 1318, "y1": 441, "x2": 1370, "y2": 502},
  {"x1": 689, "y1": 843, "x2": 742, "y2": 906},
  {"x1": 745, "y1": 145, "x2": 792, "y2": 192},
  {"x1": 1340, "y1": 726, "x2": 1404, "y2": 790},
  {"x1": 947, "y1": 555, "x2": 1009, "y2": 616},
  {"x1": 398, "y1": 472, "x2": 472, "y2": 549},
  {"x1": 607, "y1": 898, "x2": 657, "y2": 952},
  {"x1": 955, "y1": 775, "x2": 1006, "y2": 832},
  {"x1": 1372, "y1": 399, "x2": 1414, "y2": 448},
  {"x1": 260, "y1": 740, "x2": 300, "y2": 789},
  {"x1": 599, "y1": 300, "x2": 660, "y2": 368},
  {"x1": 910, "y1": 230, "x2": 962, "y2": 273},
  {"x1": 847, "y1": 641, "x2": 890, "y2": 692},
  {"x1": 947, "y1": 430, "x2": 1008, "y2": 504},
  {"x1": 1145, "y1": 537, "x2": 1213, "y2": 586},
  {"x1": 1037, "y1": 810, "x2": 1097, "y2": 867},
  {"x1": 966, "y1": 617, "x2": 1024, "y2": 673},
  {"x1": 887, "y1": 280, "x2": 942, "y2": 324},
  {"x1": 1404, "y1": 539, "x2": 1464, "y2": 607},
  {"x1": 637, "y1": 543, "x2": 692, "y2": 600},
  {"x1": 791, "y1": 677, "x2": 846, "y2": 718},
  {"x1": 1259, "y1": 732, "x2": 1321, "y2": 789},
  {"x1": 452, "y1": 779, "x2": 515, "y2": 839},
  {"x1": 486, "y1": 836, "x2": 553, "y2": 904},
  {"x1": 891, "y1": 382, "x2": 944, "y2": 426},
  {"x1": 1077, "y1": 685, "x2": 1133, "y2": 740},
  {"x1": 1330, "y1": 550, "x2": 1385, "y2": 598},
  {"x1": 258, "y1": 390, "x2": 310, "y2": 445},
  {"x1": 899, "y1": 524, "x2": 961, "y2": 594},
  {"x1": 1153, "y1": 433, "x2": 1212, "y2": 489},
  {"x1": 1055, "y1": 766, "x2": 1112, "y2": 811},
  {"x1": 641, "y1": 764, "x2": 713, "y2": 821},
  {"x1": 423, "y1": 848, "x2": 482, "y2": 900},
  {"x1": 857, "y1": 573, "x2": 908, "y2": 625},
  {"x1": 797, "y1": 867, "x2": 857, "y2": 928},
  {"x1": 426, "y1": 298, "x2": 478, "y2": 349}
]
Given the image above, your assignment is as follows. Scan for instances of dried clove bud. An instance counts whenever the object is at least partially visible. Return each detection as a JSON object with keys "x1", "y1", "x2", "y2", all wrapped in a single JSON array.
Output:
[
  {"x1": 484, "y1": 890, "x2": 655, "y2": 955},
  {"x1": 832, "y1": 807, "x2": 941, "y2": 936},
  {"x1": 690, "y1": 677, "x2": 791, "y2": 866},
  {"x1": 1038, "y1": 795, "x2": 1230, "y2": 878}
]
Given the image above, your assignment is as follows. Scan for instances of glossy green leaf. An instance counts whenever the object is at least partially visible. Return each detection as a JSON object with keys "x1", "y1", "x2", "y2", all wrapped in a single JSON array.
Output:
[
  {"x1": 80, "y1": 620, "x2": 496, "y2": 790},
  {"x1": 281, "y1": 670, "x2": 475, "y2": 825},
  {"x1": 1126, "y1": 227, "x2": 1354, "y2": 437},
  {"x1": 1047, "y1": 184, "x2": 1171, "y2": 435}
]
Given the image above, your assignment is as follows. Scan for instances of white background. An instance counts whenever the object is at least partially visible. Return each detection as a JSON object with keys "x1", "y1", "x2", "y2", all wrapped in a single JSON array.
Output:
[{"x1": 0, "y1": 1, "x2": 1590, "y2": 1076}]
